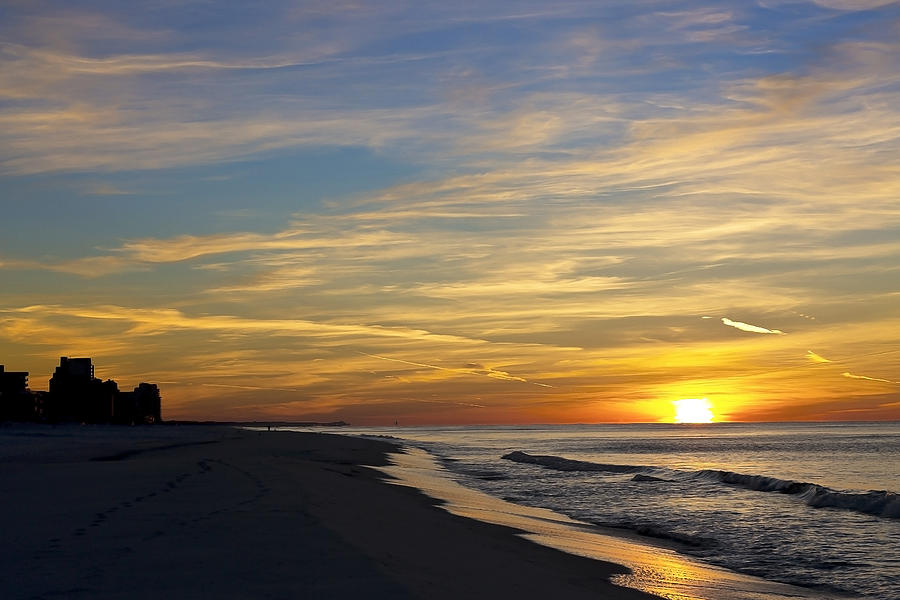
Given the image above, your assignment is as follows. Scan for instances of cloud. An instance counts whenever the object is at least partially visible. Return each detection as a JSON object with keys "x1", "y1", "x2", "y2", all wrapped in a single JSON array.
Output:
[
  {"x1": 0, "y1": 106, "x2": 437, "y2": 175},
  {"x1": 804, "y1": 348, "x2": 900, "y2": 388},
  {"x1": 120, "y1": 228, "x2": 410, "y2": 263},
  {"x1": 195, "y1": 382, "x2": 307, "y2": 393},
  {"x1": 3, "y1": 3, "x2": 898, "y2": 181},
  {"x1": 416, "y1": 276, "x2": 631, "y2": 299},
  {"x1": 759, "y1": 0, "x2": 895, "y2": 8},
  {"x1": 20, "y1": 48, "x2": 321, "y2": 76},
  {"x1": 806, "y1": 350, "x2": 833, "y2": 363},
  {"x1": 0, "y1": 255, "x2": 143, "y2": 278},
  {"x1": 357, "y1": 351, "x2": 551, "y2": 386},
  {"x1": 720, "y1": 317, "x2": 786, "y2": 335},
  {"x1": 5, "y1": 304, "x2": 489, "y2": 346},
  {"x1": 80, "y1": 182, "x2": 135, "y2": 196},
  {"x1": 808, "y1": 0, "x2": 898, "y2": 9},
  {"x1": 204, "y1": 265, "x2": 323, "y2": 294},
  {"x1": 842, "y1": 372, "x2": 897, "y2": 385},
  {"x1": 409, "y1": 398, "x2": 487, "y2": 409}
]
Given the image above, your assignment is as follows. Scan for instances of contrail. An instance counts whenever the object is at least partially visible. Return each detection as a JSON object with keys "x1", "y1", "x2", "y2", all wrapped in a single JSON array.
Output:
[
  {"x1": 160, "y1": 381, "x2": 305, "y2": 393},
  {"x1": 410, "y1": 398, "x2": 487, "y2": 409},
  {"x1": 357, "y1": 351, "x2": 553, "y2": 387}
]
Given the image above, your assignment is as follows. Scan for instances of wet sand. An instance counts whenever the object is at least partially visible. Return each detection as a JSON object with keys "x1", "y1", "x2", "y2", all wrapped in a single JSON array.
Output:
[{"x1": 0, "y1": 424, "x2": 658, "y2": 599}]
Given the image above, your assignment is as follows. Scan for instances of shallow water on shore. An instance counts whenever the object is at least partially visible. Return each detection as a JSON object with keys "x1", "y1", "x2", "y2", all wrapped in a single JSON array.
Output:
[
  {"x1": 313, "y1": 422, "x2": 898, "y2": 599},
  {"x1": 376, "y1": 446, "x2": 844, "y2": 600}
]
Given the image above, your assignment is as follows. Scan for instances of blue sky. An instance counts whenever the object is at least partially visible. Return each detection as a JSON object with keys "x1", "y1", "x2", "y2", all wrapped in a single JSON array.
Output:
[{"x1": 1, "y1": 1, "x2": 898, "y2": 423}]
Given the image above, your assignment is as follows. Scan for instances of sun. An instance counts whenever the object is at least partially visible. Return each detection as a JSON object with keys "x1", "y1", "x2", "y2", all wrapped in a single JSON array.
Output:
[{"x1": 673, "y1": 398, "x2": 715, "y2": 423}]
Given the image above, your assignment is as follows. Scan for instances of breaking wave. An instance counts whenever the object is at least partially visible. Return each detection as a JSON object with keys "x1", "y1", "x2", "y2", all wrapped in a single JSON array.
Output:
[{"x1": 501, "y1": 451, "x2": 900, "y2": 520}]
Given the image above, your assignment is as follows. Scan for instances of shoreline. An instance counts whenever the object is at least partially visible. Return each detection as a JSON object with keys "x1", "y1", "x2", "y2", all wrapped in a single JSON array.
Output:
[
  {"x1": 0, "y1": 424, "x2": 658, "y2": 599},
  {"x1": 371, "y1": 442, "x2": 849, "y2": 600}
]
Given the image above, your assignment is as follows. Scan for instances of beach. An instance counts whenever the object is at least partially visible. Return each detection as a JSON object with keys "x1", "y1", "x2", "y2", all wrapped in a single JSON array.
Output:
[{"x1": 0, "y1": 424, "x2": 659, "y2": 600}]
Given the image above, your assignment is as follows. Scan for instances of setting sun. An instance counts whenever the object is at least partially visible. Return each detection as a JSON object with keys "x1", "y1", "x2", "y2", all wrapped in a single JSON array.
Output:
[{"x1": 673, "y1": 398, "x2": 715, "y2": 423}]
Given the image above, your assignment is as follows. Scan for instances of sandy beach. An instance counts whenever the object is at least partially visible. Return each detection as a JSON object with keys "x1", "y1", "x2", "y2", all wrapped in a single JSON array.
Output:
[{"x1": 0, "y1": 424, "x2": 659, "y2": 600}]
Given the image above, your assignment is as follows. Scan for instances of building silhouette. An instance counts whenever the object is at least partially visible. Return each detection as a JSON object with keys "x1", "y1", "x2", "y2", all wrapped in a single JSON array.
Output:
[
  {"x1": 1, "y1": 357, "x2": 162, "y2": 424},
  {"x1": 115, "y1": 382, "x2": 162, "y2": 425},
  {"x1": 0, "y1": 365, "x2": 33, "y2": 421},
  {"x1": 48, "y1": 357, "x2": 107, "y2": 422}
]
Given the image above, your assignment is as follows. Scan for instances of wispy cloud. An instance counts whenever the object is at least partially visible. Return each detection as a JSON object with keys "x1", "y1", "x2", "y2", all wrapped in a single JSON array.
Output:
[
  {"x1": 805, "y1": 0, "x2": 898, "y2": 9},
  {"x1": 357, "y1": 351, "x2": 552, "y2": 387},
  {"x1": 842, "y1": 372, "x2": 898, "y2": 385},
  {"x1": 80, "y1": 182, "x2": 135, "y2": 196},
  {"x1": 806, "y1": 350, "x2": 833, "y2": 363},
  {"x1": 3, "y1": 3, "x2": 898, "y2": 182},
  {"x1": 803, "y1": 348, "x2": 899, "y2": 388},
  {"x1": 0, "y1": 226, "x2": 412, "y2": 277}
]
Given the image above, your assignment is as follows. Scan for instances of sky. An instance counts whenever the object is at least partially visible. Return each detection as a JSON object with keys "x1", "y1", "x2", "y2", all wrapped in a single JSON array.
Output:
[{"x1": 1, "y1": 0, "x2": 899, "y2": 425}]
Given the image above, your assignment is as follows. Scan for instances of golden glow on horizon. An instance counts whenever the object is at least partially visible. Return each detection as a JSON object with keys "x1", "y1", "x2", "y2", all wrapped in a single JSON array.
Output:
[{"x1": 672, "y1": 398, "x2": 715, "y2": 424}]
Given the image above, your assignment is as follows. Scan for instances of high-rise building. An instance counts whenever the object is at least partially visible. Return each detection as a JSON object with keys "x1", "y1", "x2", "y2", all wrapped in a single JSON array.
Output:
[
  {"x1": 50, "y1": 357, "x2": 94, "y2": 386},
  {"x1": 115, "y1": 383, "x2": 163, "y2": 424},
  {"x1": 0, "y1": 365, "x2": 33, "y2": 420},
  {"x1": 1, "y1": 357, "x2": 162, "y2": 424},
  {"x1": 47, "y1": 357, "x2": 113, "y2": 422},
  {"x1": 0, "y1": 365, "x2": 28, "y2": 394}
]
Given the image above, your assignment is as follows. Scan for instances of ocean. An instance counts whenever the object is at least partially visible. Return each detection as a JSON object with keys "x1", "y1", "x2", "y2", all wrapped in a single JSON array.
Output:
[{"x1": 321, "y1": 422, "x2": 899, "y2": 599}]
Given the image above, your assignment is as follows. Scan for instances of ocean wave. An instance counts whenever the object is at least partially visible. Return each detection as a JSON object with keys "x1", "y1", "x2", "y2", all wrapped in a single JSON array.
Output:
[
  {"x1": 693, "y1": 469, "x2": 900, "y2": 519},
  {"x1": 630, "y1": 524, "x2": 714, "y2": 547},
  {"x1": 802, "y1": 487, "x2": 899, "y2": 518},
  {"x1": 631, "y1": 473, "x2": 670, "y2": 483},
  {"x1": 500, "y1": 451, "x2": 647, "y2": 473},
  {"x1": 460, "y1": 468, "x2": 510, "y2": 481},
  {"x1": 501, "y1": 451, "x2": 900, "y2": 520},
  {"x1": 595, "y1": 520, "x2": 714, "y2": 548}
]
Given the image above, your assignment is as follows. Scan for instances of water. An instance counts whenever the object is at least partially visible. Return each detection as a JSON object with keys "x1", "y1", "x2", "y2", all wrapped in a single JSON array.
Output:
[{"x1": 328, "y1": 422, "x2": 899, "y2": 599}]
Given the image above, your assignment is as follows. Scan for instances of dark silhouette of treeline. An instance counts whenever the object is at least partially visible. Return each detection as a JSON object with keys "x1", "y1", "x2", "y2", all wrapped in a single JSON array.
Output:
[{"x1": 0, "y1": 357, "x2": 161, "y2": 425}]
